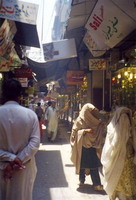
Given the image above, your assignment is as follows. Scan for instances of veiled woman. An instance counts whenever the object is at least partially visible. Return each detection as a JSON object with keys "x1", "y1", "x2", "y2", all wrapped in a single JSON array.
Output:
[
  {"x1": 101, "y1": 107, "x2": 136, "y2": 200},
  {"x1": 70, "y1": 103, "x2": 106, "y2": 190}
]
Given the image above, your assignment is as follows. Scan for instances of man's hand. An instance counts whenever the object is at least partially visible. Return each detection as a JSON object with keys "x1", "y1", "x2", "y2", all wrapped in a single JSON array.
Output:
[
  {"x1": 12, "y1": 157, "x2": 25, "y2": 170},
  {"x1": 14, "y1": 157, "x2": 23, "y2": 167},
  {"x1": 3, "y1": 157, "x2": 25, "y2": 180},
  {"x1": 3, "y1": 163, "x2": 13, "y2": 180}
]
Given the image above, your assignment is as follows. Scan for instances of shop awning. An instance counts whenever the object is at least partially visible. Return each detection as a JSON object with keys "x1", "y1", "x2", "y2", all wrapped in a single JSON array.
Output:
[
  {"x1": 14, "y1": 21, "x2": 40, "y2": 48},
  {"x1": 27, "y1": 57, "x2": 74, "y2": 84},
  {"x1": 0, "y1": 0, "x2": 41, "y2": 48}
]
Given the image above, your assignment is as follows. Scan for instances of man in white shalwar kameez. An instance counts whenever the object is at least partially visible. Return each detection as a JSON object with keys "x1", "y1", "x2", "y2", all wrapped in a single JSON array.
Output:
[
  {"x1": 44, "y1": 100, "x2": 58, "y2": 142},
  {"x1": 0, "y1": 79, "x2": 40, "y2": 200}
]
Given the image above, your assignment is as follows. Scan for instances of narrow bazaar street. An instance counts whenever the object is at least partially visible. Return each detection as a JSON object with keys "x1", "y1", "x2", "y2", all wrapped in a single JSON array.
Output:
[{"x1": 33, "y1": 121, "x2": 109, "y2": 200}]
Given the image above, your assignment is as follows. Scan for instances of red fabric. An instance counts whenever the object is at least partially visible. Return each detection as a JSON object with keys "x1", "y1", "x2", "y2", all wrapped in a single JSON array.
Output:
[{"x1": 39, "y1": 121, "x2": 43, "y2": 137}]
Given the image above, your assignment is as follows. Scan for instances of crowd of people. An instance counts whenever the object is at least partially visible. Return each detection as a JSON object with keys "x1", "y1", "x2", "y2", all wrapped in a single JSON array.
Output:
[{"x1": 0, "y1": 78, "x2": 136, "y2": 200}]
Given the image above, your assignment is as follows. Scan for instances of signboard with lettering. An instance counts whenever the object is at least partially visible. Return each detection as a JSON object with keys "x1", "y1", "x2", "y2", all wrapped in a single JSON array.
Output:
[
  {"x1": 83, "y1": 31, "x2": 109, "y2": 57},
  {"x1": 66, "y1": 70, "x2": 84, "y2": 85},
  {"x1": 43, "y1": 38, "x2": 77, "y2": 61},
  {"x1": 89, "y1": 59, "x2": 106, "y2": 70},
  {"x1": 14, "y1": 67, "x2": 33, "y2": 78},
  {"x1": 85, "y1": 0, "x2": 136, "y2": 48},
  {"x1": 0, "y1": 0, "x2": 39, "y2": 25}
]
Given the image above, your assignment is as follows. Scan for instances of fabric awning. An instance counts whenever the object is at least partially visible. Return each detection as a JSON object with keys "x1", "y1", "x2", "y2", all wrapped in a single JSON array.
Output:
[
  {"x1": 27, "y1": 57, "x2": 73, "y2": 84},
  {"x1": 14, "y1": 21, "x2": 40, "y2": 48}
]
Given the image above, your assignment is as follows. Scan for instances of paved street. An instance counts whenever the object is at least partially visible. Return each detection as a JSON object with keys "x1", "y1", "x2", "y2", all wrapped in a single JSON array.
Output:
[{"x1": 33, "y1": 121, "x2": 109, "y2": 200}]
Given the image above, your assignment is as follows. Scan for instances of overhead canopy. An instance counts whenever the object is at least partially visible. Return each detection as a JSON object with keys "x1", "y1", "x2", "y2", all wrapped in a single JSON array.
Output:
[
  {"x1": 14, "y1": 21, "x2": 40, "y2": 47},
  {"x1": 0, "y1": 0, "x2": 41, "y2": 47},
  {"x1": 27, "y1": 57, "x2": 76, "y2": 85}
]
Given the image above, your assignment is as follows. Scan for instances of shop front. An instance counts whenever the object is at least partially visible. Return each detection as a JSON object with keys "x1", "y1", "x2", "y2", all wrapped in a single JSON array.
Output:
[
  {"x1": 111, "y1": 47, "x2": 136, "y2": 112},
  {"x1": 64, "y1": 70, "x2": 87, "y2": 122}
]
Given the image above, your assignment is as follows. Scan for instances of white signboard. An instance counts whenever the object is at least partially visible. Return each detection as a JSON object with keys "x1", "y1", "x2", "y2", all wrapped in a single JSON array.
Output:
[
  {"x1": 43, "y1": 38, "x2": 77, "y2": 61},
  {"x1": 0, "y1": 0, "x2": 39, "y2": 25},
  {"x1": 89, "y1": 59, "x2": 106, "y2": 70},
  {"x1": 85, "y1": 0, "x2": 136, "y2": 48},
  {"x1": 83, "y1": 31, "x2": 109, "y2": 57}
]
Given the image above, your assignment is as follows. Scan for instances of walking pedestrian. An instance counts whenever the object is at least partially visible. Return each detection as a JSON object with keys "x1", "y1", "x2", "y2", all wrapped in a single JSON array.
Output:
[
  {"x1": 101, "y1": 107, "x2": 136, "y2": 200},
  {"x1": 44, "y1": 100, "x2": 59, "y2": 142},
  {"x1": 35, "y1": 102, "x2": 44, "y2": 137},
  {"x1": 70, "y1": 103, "x2": 106, "y2": 190},
  {"x1": 0, "y1": 79, "x2": 40, "y2": 200}
]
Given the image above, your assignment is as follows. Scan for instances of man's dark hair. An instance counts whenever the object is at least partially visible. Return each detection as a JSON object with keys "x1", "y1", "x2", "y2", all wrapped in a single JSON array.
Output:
[
  {"x1": 48, "y1": 101, "x2": 52, "y2": 106},
  {"x1": 2, "y1": 79, "x2": 22, "y2": 102}
]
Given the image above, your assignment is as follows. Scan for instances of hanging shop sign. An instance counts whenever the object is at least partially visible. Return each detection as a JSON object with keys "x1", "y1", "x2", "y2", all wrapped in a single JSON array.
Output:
[
  {"x1": 89, "y1": 59, "x2": 106, "y2": 70},
  {"x1": 66, "y1": 70, "x2": 84, "y2": 85},
  {"x1": 85, "y1": 0, "x2": 136, "y2": 48},
  {"x1": 14, "y1": 67, "x2": 33, "y2": 78},
  {"x1": 0, "y1": 0, "x2": 39, "y2": 25},
  {"x1": 0, "y1": 19, "x2": 21, "y2": 72},
  {"x1": 0, "y1": 48, "x2": 22, "y2": 72},
  {"x1": 43, "y1": 38, "x2": 77, "y2": 61},
  {"x1": 112, "y1": 0, "x2": 136, "y2": 22},
  {"x1": 83, "y1": 31, "x2": 109, "y2": 57},
  {"x1": 0, "y1": 19, "x2": 17, "y2": 56}
]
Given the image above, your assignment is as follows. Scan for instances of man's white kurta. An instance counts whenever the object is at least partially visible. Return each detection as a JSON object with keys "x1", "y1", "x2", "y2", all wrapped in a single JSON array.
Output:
[
  {"x1": 0, "y1": 101, "x2": 40, "y2": 200},
  {"x1": 44, "y1": 106, "x2": 58, "y2": 141}
]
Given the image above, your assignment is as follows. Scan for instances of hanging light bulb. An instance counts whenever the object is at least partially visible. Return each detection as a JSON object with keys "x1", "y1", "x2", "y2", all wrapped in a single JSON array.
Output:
[
  {"x1": 117, "y1": 74, "x2": 121, "y2": 79},
  {"x1": 130, "y1": 73, "x2": 133, "y2": 79},
  {"x1": 124, "y1": 71, "x2": 128, "y2": 76}
]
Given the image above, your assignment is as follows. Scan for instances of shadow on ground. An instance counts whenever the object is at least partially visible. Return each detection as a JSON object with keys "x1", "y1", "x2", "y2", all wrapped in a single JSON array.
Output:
[
  {"x1": 33, "y1": 149, "x2": 68, "y2": 200},
  {"x1": 77, "y1": 184, "x2": 107, "y2": 195}
]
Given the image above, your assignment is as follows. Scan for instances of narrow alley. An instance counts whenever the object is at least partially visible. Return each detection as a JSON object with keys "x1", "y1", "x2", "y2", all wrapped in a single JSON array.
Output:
[{"x1": 33, "y1": 121, "x2": 108, "y2": 200}]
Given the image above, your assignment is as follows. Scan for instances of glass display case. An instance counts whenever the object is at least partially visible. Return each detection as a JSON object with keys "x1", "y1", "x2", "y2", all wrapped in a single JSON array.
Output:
[{"x1": 112, "y1": 66, "x2": 136, "y2": 112}]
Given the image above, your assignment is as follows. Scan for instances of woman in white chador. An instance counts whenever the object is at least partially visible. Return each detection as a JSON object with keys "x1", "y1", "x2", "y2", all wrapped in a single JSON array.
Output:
[
  {"x1": 101, "y1": 107, "x2": 136, "y2": 200},
  {"x1": 44, "y1": 100, "x2": 58, "y2": 142}
]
